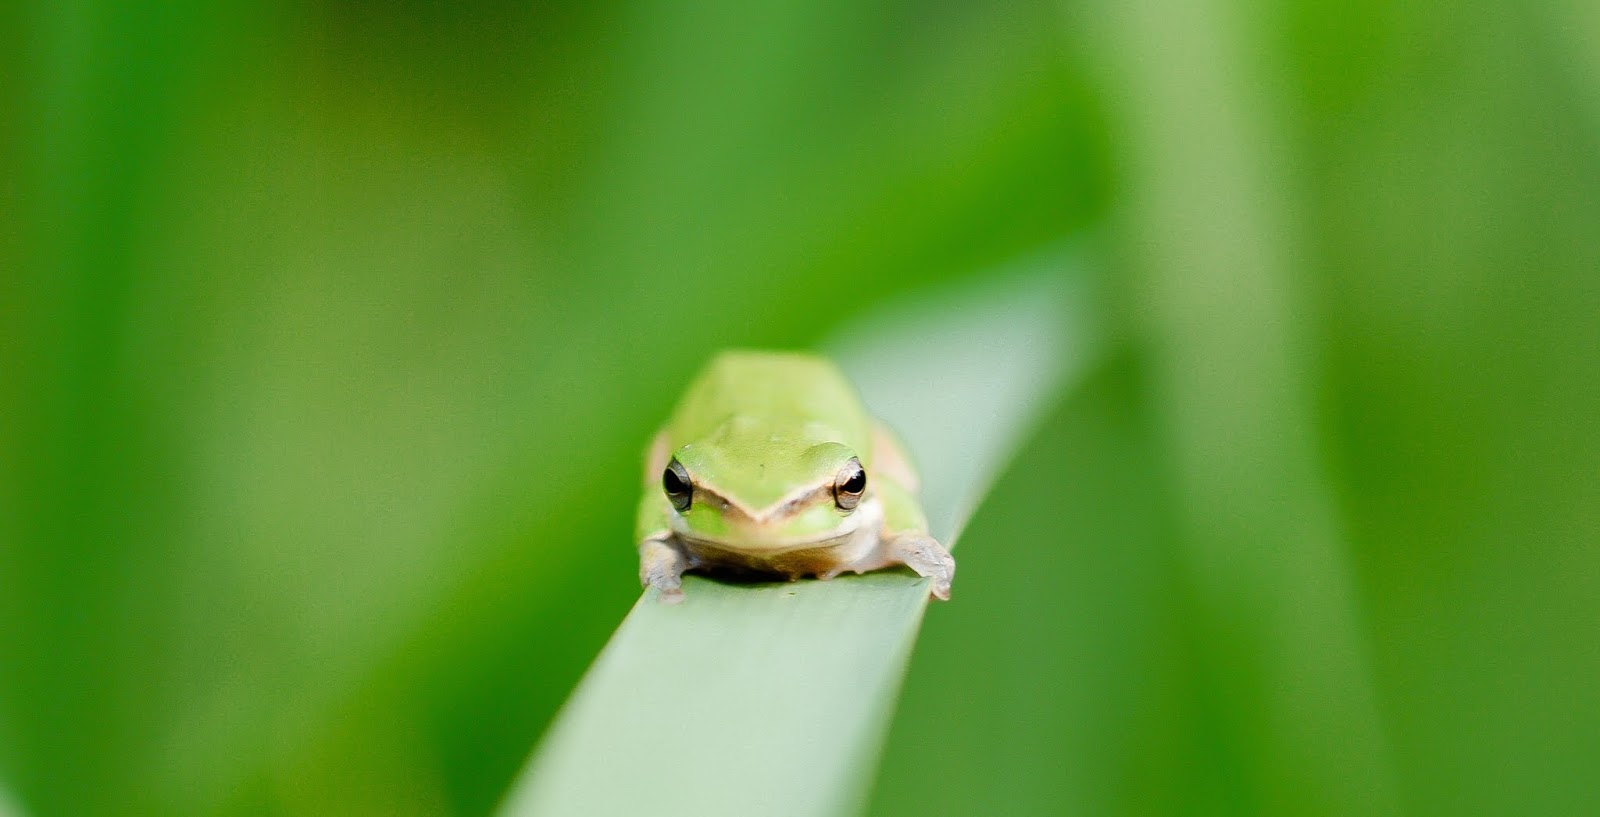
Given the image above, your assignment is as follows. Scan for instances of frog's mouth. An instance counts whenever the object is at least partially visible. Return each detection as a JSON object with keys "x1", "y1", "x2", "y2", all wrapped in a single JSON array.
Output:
[
  {"x1": 676, "y1": 522, "x2": 879, "y2": 581},
  {"x1": 680, "y1": 528, "x2": 858, "y2": 555},
  {"x1": 672, "y1": 496, "x2": 883, "y2": 556}
]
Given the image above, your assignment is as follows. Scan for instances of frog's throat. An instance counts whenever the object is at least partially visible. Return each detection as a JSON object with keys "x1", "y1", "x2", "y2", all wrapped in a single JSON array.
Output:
[{"x1": 673, "y1": 496, "x2": 883, "y2": 555}]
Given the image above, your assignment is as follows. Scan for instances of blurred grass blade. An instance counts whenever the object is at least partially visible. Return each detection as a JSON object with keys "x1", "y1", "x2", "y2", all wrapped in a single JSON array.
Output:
[
  {"x1": 828, "y1": 258, "x2": 1098, "y2": 544},
  {"x1": 497, "y1": 253, "x2": 1095, "y2": 817},
  {"x1": 1081, "y1": 1, "x2": 1398, "y2": 813},
  {"x1": 0, "y1": 786, "x2": 24, "y2": 817}
]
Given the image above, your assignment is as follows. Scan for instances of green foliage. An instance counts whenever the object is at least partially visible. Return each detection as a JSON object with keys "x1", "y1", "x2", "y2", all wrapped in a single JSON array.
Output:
[
  {"x1": 2, "y1": 0, "x2": 1597, "y2": 815},
  {"x1": 502, "y1": 264, "x2": 1088, "y2": 817},
  {"x1": 508, "y1": 575, "x2": 930, "y2": 817}
]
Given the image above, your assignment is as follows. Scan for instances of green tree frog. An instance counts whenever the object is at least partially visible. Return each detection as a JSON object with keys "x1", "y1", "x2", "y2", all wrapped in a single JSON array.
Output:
[{"x1": 637, "y1": 350, "x2": 955, "y2": 603}]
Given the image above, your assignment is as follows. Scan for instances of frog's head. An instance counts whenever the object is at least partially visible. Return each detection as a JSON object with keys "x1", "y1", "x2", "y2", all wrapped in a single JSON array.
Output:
[{"x1": 663, "y1": 438, "x2": 873, "y2": 552}]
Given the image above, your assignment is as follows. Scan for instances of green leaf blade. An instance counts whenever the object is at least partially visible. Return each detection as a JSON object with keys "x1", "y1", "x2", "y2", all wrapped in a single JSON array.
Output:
[
  {"x1": 505, "y1": 573, "x2": 928, "y2": 817},
  {"x1": 499, "y1": 257, "x2": 1094, "y2": 817}
]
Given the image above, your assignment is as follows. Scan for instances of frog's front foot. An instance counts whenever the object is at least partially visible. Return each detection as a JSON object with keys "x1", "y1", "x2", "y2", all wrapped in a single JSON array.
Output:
[
  {"x1": 890, "y1": 534, "x2": 955, "y2": 601},
  {"x1": 639, "y1": 537, "x2": 689, "y2": 604}
]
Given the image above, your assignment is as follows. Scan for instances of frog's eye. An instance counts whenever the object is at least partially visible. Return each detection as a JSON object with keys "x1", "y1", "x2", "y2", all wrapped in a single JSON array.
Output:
[
  {"x1": 663, "y1": 458, "x2": 693, "y2": 512},
  {"x1": 833, "y1": 457, "x2": 867, "y2": 511}
]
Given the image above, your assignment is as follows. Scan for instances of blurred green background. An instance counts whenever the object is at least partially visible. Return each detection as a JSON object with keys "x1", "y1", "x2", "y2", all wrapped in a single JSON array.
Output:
[{"x1": 2, "y1": 0, "x2": 1597, "y2": 815}]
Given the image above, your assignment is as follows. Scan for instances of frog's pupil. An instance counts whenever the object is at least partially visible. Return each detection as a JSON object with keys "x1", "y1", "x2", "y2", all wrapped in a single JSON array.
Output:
[
  {"x1": 663, "y1": 468, "x2": 686, "y2": 495},
  {"x1": 842, "y1": 469, "x2": 866, "y2": 494},
  {"x1": 663, "y1": 460, "x2": 693, "y2": 512}
]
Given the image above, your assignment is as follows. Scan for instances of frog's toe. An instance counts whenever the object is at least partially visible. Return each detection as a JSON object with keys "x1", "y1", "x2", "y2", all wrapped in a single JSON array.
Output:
[
  {"x1": 639, "y1": 537, "x2": 690, "y2": 603},
  {"x1": 645, "y1": 572, "x2": 685, "y2": 603},
  {"x1": 889, "y1": 533, "x2": 956, "y2": 602}
]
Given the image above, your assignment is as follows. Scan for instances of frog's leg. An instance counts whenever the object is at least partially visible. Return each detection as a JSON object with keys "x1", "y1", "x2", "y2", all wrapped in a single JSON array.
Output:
[
  {"x1": 638, "y1": 431, "x2": 690, "y2": 603},
  {"x1": 869, "y1": 420, "x2": 920, "y2": 494},
  {"x1": 873, "y1": 478, "x2": 955, "y2": 600},
  {"x1": 638, "y1": 489, "x2": 689, "y2": 603},
  {"x1": 821, "y1": 423, "x2": 955, "y2": 600},
  {"x1": 639, "y1": 535, "x2": 690, "y2": 603}
]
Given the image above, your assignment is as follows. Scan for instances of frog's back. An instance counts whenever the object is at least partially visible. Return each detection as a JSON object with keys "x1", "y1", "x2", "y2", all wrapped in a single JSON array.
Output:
[{"x1": 666, "y1": 350, "x2": 871, "y2": 452}]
